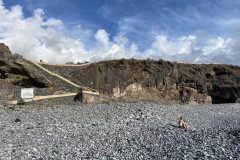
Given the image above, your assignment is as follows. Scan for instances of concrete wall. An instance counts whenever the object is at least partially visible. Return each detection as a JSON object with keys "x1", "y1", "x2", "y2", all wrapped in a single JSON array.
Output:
[{"x1": 18, "y1": 93, "x2": 100, "y2": 105}]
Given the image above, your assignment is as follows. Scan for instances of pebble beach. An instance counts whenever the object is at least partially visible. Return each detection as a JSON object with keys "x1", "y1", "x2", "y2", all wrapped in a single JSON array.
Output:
[{"x1": 0, "y1": 103, "x2": 239, "y2": 159}]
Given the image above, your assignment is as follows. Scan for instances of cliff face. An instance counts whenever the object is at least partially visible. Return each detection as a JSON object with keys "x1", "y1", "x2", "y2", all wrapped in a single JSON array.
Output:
[
  {"x1": 1, "y1": 42, "x2": 240, "y2": 104},
  {"x1": 0, "y1": 43, "x2": 49, "y2": 88},
  {"x1": 65, "y1": 59, "x2": 240, "y2": 104}
]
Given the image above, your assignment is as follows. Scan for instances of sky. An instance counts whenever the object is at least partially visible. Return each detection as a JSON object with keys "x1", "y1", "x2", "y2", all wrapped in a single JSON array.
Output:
[{"x1": 0, "y1": 0, "x2": 240, "y2": 65}]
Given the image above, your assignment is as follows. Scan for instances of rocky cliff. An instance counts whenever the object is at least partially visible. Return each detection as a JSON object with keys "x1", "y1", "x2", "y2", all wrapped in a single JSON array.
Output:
[
  {"x1": 0, "y1": 43, "x2": 51, "y2": 103},
  {"x1": 0, "y1": 43, "x2": 49, "y2": 88},
  {"x1": 1, "y1": 43, "x2": 240, "y2": 104},
  {"x1": 63, "y1": 59, "x2": 240, "y2": 104}
]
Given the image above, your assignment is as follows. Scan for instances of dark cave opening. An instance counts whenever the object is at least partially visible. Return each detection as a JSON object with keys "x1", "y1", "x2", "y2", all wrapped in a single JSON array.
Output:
[
  {"x1": 74, "y1": 89, "x2": 83, "y2": 102},
  {"x1": 211, "y1": 96, "x2": 236, "y2": 104},
  {"x1": 20, "y1": 78, "x2": 48, "y2": 88},
  {"x1": 0, "y1": 70, "x2": 7, "y2": 79}
]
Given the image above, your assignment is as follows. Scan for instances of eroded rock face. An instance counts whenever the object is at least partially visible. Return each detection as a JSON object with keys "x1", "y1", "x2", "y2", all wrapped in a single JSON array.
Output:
[
  {"x1": 1, "y1": 42, "x2": 240, "y2": 104},
  {"x1": 0, "y1": 43, "x2": 49, "y2": 88},
  {"x1": 66, "y1": 59, "x2": 240, "y2": 104}
]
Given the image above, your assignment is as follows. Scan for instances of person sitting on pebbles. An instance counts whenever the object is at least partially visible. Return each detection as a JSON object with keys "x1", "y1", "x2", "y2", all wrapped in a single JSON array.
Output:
[{"x1": 179, "y1": 117, "x2": 190, "y2": 130}]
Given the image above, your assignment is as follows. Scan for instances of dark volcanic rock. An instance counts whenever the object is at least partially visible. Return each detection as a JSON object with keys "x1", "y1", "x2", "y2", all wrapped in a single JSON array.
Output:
[
  {"x1": 1, "y1": 42, "x2": 240, "y2": 104},
  {"x1": 0, "y1": 43, "x2": 51, "y2": 103},
  {"x1": 0, "y1": 43, "x2": 49, "y2": 88},
  {"x1": 64, "y1": 59, "x2": 240, "y2": 104}
]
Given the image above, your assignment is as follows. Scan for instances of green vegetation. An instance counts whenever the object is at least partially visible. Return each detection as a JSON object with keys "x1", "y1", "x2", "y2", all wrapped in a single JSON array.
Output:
[{"x1": 65, "y1": 61, "x2": 75, "y2": 65}]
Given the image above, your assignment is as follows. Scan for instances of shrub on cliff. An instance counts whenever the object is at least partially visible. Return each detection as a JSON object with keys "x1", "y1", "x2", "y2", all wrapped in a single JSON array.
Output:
[{"x1": 65, "y1": 61, "x2": 75, "y2": 65}]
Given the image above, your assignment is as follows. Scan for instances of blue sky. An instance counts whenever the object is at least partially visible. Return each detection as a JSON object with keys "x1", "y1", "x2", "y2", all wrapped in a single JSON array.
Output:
[{"x1": 1, "y1": 0, "x2": 240, "y2": 65}]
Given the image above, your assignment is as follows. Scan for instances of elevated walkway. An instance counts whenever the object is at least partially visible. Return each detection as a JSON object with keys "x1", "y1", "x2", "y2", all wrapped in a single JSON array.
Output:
[
  {"x1": 6, "y1": 58, "x2": 100, "y2": 104},
  {"x1": 23, "y1": 57, "x2": 99, "y2": 95},
  {"x1": 7, "y1": 93, "x2": 78, "y2": 104}
]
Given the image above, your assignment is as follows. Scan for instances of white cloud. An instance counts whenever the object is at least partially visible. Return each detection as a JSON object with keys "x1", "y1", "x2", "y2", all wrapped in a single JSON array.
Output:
[
  {"x1": 95, "y1": 29, "x2": 110, "y2": 48},
  {"x1": 0, "y1": 1, "x2": 139, "y2": 63},
  {"x1": 0, "y1": 2, "x2": 74, "y2": 63},
  {"x1": 150, "y1": 35, "x2": 198, "y2": 61},
  {"x1": 90, "y1": 31, "x2": 138, "y2": 61},
  {"x1": 202, "y1": 37, "x2": 232, "y2": 55},
  {"x1": 145, "y1": 34, "x2": 239, "y2": 65},
  {"x1": 0, "y1": 1, "x2": 240, "y2": 65},
  {"x1": 145, "y1": 35, "x2": 240, "y2": 65}
]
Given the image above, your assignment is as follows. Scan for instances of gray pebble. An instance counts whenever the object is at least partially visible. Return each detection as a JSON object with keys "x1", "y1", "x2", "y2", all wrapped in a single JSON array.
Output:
[{"x1": 0, "y1": 103, "x2": 239, "y2": 159}]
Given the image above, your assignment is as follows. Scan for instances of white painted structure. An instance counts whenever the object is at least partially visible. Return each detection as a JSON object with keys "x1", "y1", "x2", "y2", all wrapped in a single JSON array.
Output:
[{"x1": 21, "y1": 88, "x2": 34, "y2": 99}]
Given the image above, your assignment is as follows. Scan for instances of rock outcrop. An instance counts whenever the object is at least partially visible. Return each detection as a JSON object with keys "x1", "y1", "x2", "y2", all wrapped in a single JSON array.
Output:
[
  {"x1": 0, "y1": 43, "x2": 50, "y2": 88},
  {"x1": 64, "y1": 59, "x2": 240, "y2": 104},
  {"x1": 1, "y1": 42, "x2": 240, "y2": 104}
]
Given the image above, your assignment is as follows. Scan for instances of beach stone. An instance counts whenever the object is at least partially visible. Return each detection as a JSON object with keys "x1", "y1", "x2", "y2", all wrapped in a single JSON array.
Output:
[
  {"x1": 14, "y1": 118, "x2": 21, "y2": 122},
  {"x1": 0, "y1": 103, "x2": 239, "y2": 159},
  {"x1": 27, "y1": 126, "x2": 34, "y2": 129}
]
